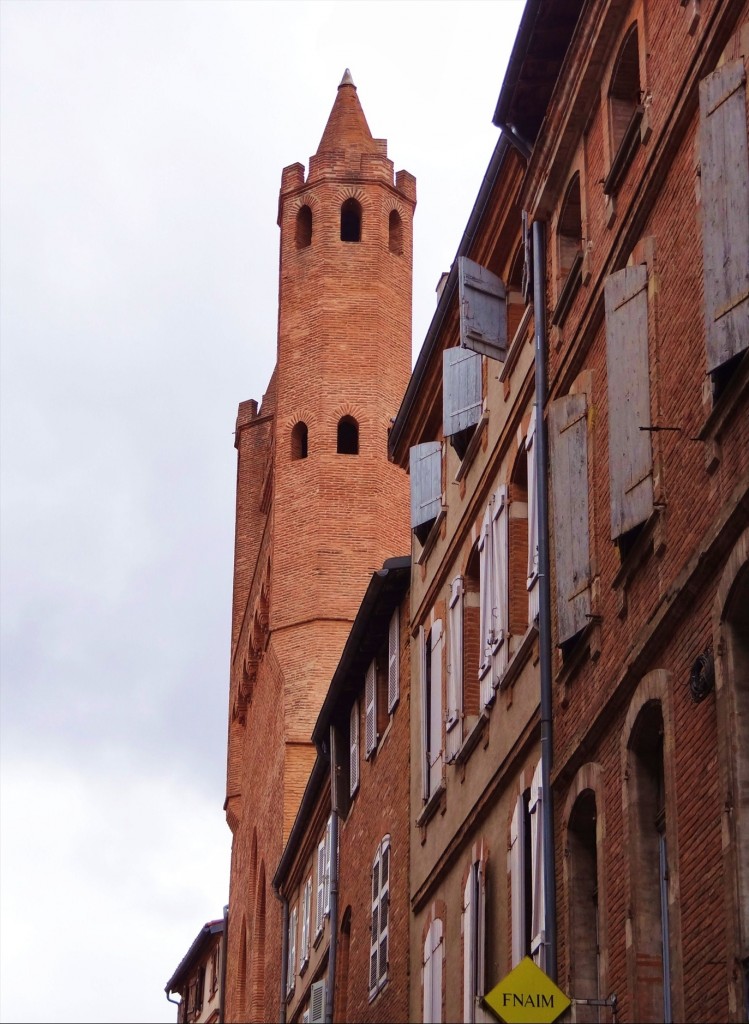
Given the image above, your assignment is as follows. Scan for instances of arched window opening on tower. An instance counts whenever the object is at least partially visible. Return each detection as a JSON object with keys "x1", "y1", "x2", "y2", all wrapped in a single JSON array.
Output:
[
  {"x1": 337, "y1": 416, "x2": 359, "y2": 454},
  {"x1": 291, "y1": 421, "x2": 308, "y2": 460},
  {"x1": 341, "y1": 199, "x2": 362, "y2": 242},
  {"x1": 296, "y1": 205, "x2": 312, "y2": 249},
  {"x1": 388, "y1": 210, "x2": 403, "y2": 254}
]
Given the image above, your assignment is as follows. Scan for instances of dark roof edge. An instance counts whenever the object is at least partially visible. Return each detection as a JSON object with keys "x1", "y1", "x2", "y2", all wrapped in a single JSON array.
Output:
[
  {"x1": 272, "y1": 751, "x2": 329, "y2": 893},
  {"x1": 388, "y1": 133, "x2": 513, "y2": 459},
  {"x1": 311, "y1": 555, "x2": 411, "y2": 747},
  {"x1": 165, "y1": 920, "x2": 225, "y2": 994},
  {"x1": 492, "y1": 0, "x2": 543, "y2": 130}
]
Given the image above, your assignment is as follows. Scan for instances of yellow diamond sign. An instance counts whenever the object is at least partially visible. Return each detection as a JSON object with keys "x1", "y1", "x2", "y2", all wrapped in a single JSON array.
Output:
[{"x1": 483, "y1": 957, "x2": 571, "y2": 1024}]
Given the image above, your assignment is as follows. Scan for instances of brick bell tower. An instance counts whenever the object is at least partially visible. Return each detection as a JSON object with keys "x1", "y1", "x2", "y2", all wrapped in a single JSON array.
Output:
[{"x1": 223, "y1": 71, "x2": 415, "y2": 1023}]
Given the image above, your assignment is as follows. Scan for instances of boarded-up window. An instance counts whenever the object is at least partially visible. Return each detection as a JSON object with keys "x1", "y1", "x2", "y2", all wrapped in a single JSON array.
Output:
[
  {"x1": 458, "y1": 256, "x2": 507, "y2": 361},
  {"x1": 410, "y1": 442, "x2": 442, "y2": 544},
  {"x1": 604, "y1": 264, "x2": 653, "y2": 540},
  {"x1": 699, "y1": 59, "x2": 749, "y2": 374},
  {"x1": 443, "y1": 348, "x2": 482, "y2": 458},
  {"x1": 549, "y1": 392, "x2": 591, "y2": 645}
]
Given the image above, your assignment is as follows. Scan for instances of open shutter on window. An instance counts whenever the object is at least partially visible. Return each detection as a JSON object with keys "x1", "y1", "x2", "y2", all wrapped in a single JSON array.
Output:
[
  {"x1": 604, "y1": 264, "x2": 653, "y2": 539},
  {"x1": 315, "y1": 839, "x2": 325, "y2": 934},
  {"x1": 478, "y1": 506, "x2": 493, "y2": 706},
  {"x1": 429, "y1": 620, "x2": 444, "y2": 797},
  {"x1": 459, "y1": 256, "x2": 508, "y2": 360},
  {"x1": 526, "y1": 407, "x2": 540, "y2": 622},
  {"x1": 522, "y1": 211, "x2": 533, "y2": 304},
  {"x1": 379, "y1": 841, "x2": 390, "y2": 987},
  {"x1": 476, "y1": 862, "x2": 488, "y2": 1022},
  {"x1": 309, "y1": 980, "x2": 326, "y2": 1024},
  {"x1": 700, "y1": 59, "x2": 749, "y2": 372},
  {"x1": 431, "y1": 920, "x2": 443, "y2": 1024},
  {"x1": 370, "y1": 853, "x2": 380, "y2": 993},
  {"x1": 446, "y1": 576, "x2": 464, "y2": 761},
  {"x1": 509, "y1": 797, "x2": 527, "y2": 968},
  {"x1": 423, "y1": 930, "x2": 434, "y2": 1023},
  {"x1": 350, "y1": 699, "x2": 360, "y2": 795},
  {"x1": 287, "y1": 906, "x2": 297, "y2": 993},
  {"x1": 365, "y1": 660, "x2": 377, "y2": 757},
  {"x1": 463, "y1": 868, "x2": 477, "y2": 1024},
  {"x1": 324, "y1": 817, "x2": 332, "y2": 915},
  {"x1": 301, "y1": 879, "x2": 311, "y2": 966},
  {"x1": 388, "y1": 608, "x2": 399, "y2": 712},
  {"x1": 549, "y1": 392, "x2": 592, "y2": 644},
  {"x1": 490, "y1": 487, "x2": 509, "y2": 686},
  {"x1": 529, "y1": 763, "x2": 545, "y2": 971},
  {"x1": 443, "y1": 348, "x2": 482, "y2": 439},
  {"x1": 419, "y1": 626, "x2": 430, "y2": 802},
  {"x1": 410, "y1": 442, "x2": 442, "y2": 531}
]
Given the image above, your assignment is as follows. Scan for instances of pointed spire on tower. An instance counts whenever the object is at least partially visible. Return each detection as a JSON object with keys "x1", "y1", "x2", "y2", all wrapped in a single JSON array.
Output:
[{"x1": 316, "y1": 69, "x2": 378, "y2": 155}]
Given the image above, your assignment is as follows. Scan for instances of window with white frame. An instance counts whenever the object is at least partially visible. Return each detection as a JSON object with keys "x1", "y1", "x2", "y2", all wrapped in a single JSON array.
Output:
[
  {"x1": 477, "y1": 489, "x2": 509, "y2": 704},
  {"x1": 387, "y1": 606, "x2": 400, "y2": 712},
  {"x1": 420, "y1": 620, "x2": 443, "y2": 802},
  {"x1": 365, "y1": 659, "x2": 378, "y2": 758},
  {"x1": 423, "y1": 917, "x2": 444, "y2": 1023},
  {"x1": 350, "y1": 699, "x2": 360, "y2": 795},
  {"x1": 286, "y1": 903, "x2": 297, "y2": 995},
  {"x1": 462, "y1": 859, "x2": 488, "y2": 1024},
  {"x1": 300, "y1": 875, "x2": 312, "y2": 971},
  {"x1": 508, "y1": 764, "x2": 546, "y2": 971},
  {"x1": 369, "y1": 836, "x2": 391, "y2": 997},
  {"x1": 315, "y1": 817, "x2": 332, "y2": 938}
]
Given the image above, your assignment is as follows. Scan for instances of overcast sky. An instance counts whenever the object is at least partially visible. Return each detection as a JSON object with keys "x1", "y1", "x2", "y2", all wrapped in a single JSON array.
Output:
[{"x1": 0, "y1": 2, "x2": 524, "y2": 1021}]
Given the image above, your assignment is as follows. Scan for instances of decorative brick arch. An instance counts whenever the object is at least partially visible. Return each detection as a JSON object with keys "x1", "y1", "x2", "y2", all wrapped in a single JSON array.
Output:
[{"x1": 713, "y1": 527, "x2": 749, "y2": 1019}]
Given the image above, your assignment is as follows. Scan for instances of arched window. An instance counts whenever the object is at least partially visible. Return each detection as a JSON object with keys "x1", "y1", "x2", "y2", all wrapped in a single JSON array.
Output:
[
  {"x1": 291, "y1": 421, "x2": 308, "y2": 460},
  {"x1": 558, "y1": 174, "x2": 582, "y2": 287},
  {"x1": 337, "y1": 416, "x2": 358, "y2": 454},
  {"x1": 338, "y1": 907, "x2": 352, "y2": 1022},
  {"x1": 567, "y1": 790, "x2": 601, "y2": 1022},
  {"x1": 609, "y1": 25, "x2": 641, "y2": 157},
  {"x1": 295, "y1": 205, "x2": 312, "y2": 249},
  {"x1": 341, "y1": 198, "x2": 362, "y2": 242},
  {"x1": 370, "y1": 837, "x2": 390, "y2": 996},
  {"x1": 388, "y1": 210, "x2": 403, "y2": 254}
]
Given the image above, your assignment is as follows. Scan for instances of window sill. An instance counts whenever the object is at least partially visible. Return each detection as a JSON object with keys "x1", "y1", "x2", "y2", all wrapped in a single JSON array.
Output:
[
  {"x1": 454, "y1": 412, "x2": 488, "y2": 483},
  {"x1": 415, "y1": 508, "x2": 446, "y2": 566},
  {"x1": 416, "y1": 779, "x2": 446, "y2": 828},
  {"x1": 499, "y1": 305, "x2": 533, "y2": 384},
  {"x1": 603, "y1": 105, "x2": 644, "y2": 197},
  {"x1": 299, "y1": 956, "x2": 310, "y2": 977},
  {"x1": 611, "y1": 507, "x2": 666, "y2": 606},
  {"x1": 696, "y1": 352, "x2": 749, "y2": 461},
  {"x1": 454, "y1": 710, "x2": 489, "y2": 765},
  {"x1": 550, "y1": 251, "x2": 583, "y2": 328},
  {"x1": 368, "y1": 977, "x2": 389, "y2": 1004},
  {"x1": 498, "y1": 622, "x2": 538, "y2": 691}
]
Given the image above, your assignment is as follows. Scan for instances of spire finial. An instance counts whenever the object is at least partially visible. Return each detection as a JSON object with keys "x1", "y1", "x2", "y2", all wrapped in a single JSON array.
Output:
[{"x1": 339, "y1": 68, "x2": 355, "y2": 88}]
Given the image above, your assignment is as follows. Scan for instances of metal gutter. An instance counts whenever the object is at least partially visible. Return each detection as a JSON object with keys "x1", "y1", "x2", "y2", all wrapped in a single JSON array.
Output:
[{"x1": 532, "y1": 218, "x2": 558, "y2": 981}]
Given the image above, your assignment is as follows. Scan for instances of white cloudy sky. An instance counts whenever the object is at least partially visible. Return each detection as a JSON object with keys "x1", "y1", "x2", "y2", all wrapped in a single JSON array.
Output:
[{"x1": 0, "y1": 2, "x2": 524, "y2": 1021}]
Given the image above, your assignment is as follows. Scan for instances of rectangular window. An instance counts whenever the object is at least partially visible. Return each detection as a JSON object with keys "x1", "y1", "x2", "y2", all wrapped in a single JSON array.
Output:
[
  {"x1": 287, "y1": 904, "x2": 297, "y2": 995},
  {"x1": 315, "y1": 836, "x2": 326, "y2": 936},
  {"x1": 526, "y1": 408, "x2": 539, "y2": 623},
  {"x1": 300, "y1": 876, "x2": 312, "y2": 969},
  {"x1": 462, "y1": 861, "x2": 486, "y2": 1024},
  {"x1": 369, "y1": 837, "x2": 391, "y2": 996},
  {"x1": 387, "y1": 607, "x2": 400, "y2": 712},
  {"x1": 365, "y1": 659, "x2": 377, "y2": 757},
  {"x1": 510, "y1": 791, "x2": 532, "y2": 968},
  {"x1": 350, "y1": 699, "x2": 360, "y2": 795},
  {"x1": 490, "y1": 486, "x2": 509, "y2": 687},
  {"x1": 423, "y1": 918, "x2": 444, "y2": 1023},
  {"x1": 446, "y1": 576, "x2": 464, "y2": 762}
]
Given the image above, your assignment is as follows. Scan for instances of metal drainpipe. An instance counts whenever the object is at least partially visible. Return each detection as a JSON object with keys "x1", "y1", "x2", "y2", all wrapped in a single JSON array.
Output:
[
  {"x1": 273, "y1": 882, "x2": 289, "y2": 1024},
  {"x1": 532, "y1": 217, "x2": 558, "y2": 982},
  {"x1": 219, "y1": 904, "x2": 229, "y2": 1024},
  {"x1": 325, "y1": 725, "x2": 340, "y2": 1024}
]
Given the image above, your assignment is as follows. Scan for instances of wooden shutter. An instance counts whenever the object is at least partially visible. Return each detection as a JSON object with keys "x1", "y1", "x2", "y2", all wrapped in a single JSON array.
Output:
[
  {"x1": 529, "y1": 763, "x2": 545, "y2": 971},
  {"x1": 365, "y1": 659, "x2": 377, "y2": 757},
  {"x1": 509, "y1": 797, "x2": 527, "y2": 968},
  {"x1": 379, "y1": 840, "x2": 390, "y2": 987},
  {"x1": 324, "y1": 817, "x2": 332, "y2": 915},
  {"x1": 526, "y1": 408, "x2": 540, "y2": 622},
  {"x1": 310, "y1": 979, "x2": 326, "y2": 1024},
  {"x1": 419, "y1": 626, "x2": 429, "y2": 801},
  {"x1": 410, "y1": 442, "x2": 442, "y2": 530},
  {"x1": 476, "y1": 862, "x2": 488, "y2": 1021},
  {"x1": 549, "y1": 392, "x2": 592, "y2": 644},
  {"x1": 446, "y1": 576, "x2": 464, "y2": 761},
  {"x1": 478, "y1": 506, "x2": 493, "y2": 706},
  {"x1": 459, "y1": 256, "x2": 508, "y2": 360},
  {"x1": 350, "y1": 699, "x2": 360, "y2": 795},
  {"x1": 315, "y1": 838, "x2": 326, "y2": 934},
  {"x1": 700, "y1": 59, "x2": 749, "y2": 372},
  {"x1": 444, "y1": 348, "x2": 482, "y2": 438},
  {"x1": 301, "y1": 877, "x2": 311, "y2": 966},
  {"x1": 429, "y1": 620, "x2": 444, "y2": 797},
  {"x1": 491, "y1": 487, "x2": 509, "y2": 686},
  {"x1": 423, "y1": 929, "x2": 434, "y2": 1023},
  {"x1": 370, "y1": 850, "x2": 380, "y2": 993},
  {"x1": 388, "y1": 608, "x2": 399, "y2": 712},
  {"x1": 462, "y1": 864, "x2": 486, "y2": 1024},
  {"x1": 287, "y1": 905, "x2": 297, "y2": 993},
  {"x1": 431, "y1": 920, "x2": 443, "y2": 1024},
  {"x1": 604, "y1": 264, "x2": 653, "y2": 539}
]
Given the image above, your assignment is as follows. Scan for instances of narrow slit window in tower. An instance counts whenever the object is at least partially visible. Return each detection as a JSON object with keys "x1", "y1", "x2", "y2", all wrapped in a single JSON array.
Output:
[
  {"x1": 291, "y1": 421, "x2": 308, "y2": 460},
  {"x1": 337, "y1": 416, "x2": 359, "y2": 454},
  {"x1": 296, "y1": 205, "x2": 312, "y2": 249},
  {"x1": 388, "y1": 210, "x2": 403, "y2": 254},
  {"x1": 341, "y1": 199, "x2": 362, "y2": 242}
]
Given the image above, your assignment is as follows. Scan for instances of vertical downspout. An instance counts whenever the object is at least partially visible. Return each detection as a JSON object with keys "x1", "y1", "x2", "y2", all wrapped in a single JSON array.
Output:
[
  {"x1": 273, "y1": 883, "x2": 289, "y2": 1024},
  {"x1": 219, "y1": 904, "x2": 229, "y2": 1023},
  {"x1": 325, "y1": 726, "x2": 340, "y2": 1024},
  {"x1": 532, "y1": 217, "x2": 558, "y2": 981}
]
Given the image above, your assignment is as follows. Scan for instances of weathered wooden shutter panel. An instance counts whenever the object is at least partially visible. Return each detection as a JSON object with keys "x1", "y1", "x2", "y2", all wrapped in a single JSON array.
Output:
[
  {"x1": 522, "y1": 211, "x2": 533, "y2": 304},
  {"x1": 526, "y1": 408, "x2": 540, "y2": 622},
  {"x1": 509, "y1": 797, "x2": 526, "y2": 968},
  {"x1": 349, "y1": 699, "x2": 360, "y2": 795},
  {"x1": 604, "y1": 264, "x2": 654, "y2": 539},
  {"x1": 365, "y1": 659, "x2": 377, "y2": 756},
  {"x1": 419, "y1": 626, "x2": 429, "y2": 801},
  {"x1": 443, "y1": 348, "x2": 482, "y2": 438},
  {"x1": 429, "y1": 620, "x2": 444, "y2": 796},
  {"x1": 370, "y1": 851, "x2": 380, "y2": 992},
  {"x1": 529, "y1": 762, "x2": 545, "y2": 971},
  {"x1": 432, "y1": 920, "x2": 443, "y2": 1024},
  {"x1": 490, "y1": 488, "x2": 509, "y2": 687},
  {"x1": 479, "y1": 506, "x2": 493, "y2": 706},
  {"x1": 379, "y1": 841, "x2": 390, "y2": 985},
  {"x1": 324, "y1": 817, "x2": 332, "y2": 915},
  {"x1": 301, "y1": 878, "x2": 311, "y2": 965},
  {"x1": 463, "y1": 869, "x2": 475, "y2": 1023},
  {"x1": 410, "y1": 442, "x2": 442, "y2": 530},
  {"x1": 549, "y1": 392, "x2": 592, "y2": 644},
  {"x1": 388, "y1": 608, "x2": 399, "y2": 712},
  {"x1": 287, "y1": 905, "x2": 297, "y2": 993},
  {"x1": 459, "y1": 256, "x2": 508, "y2": 360},
  {"x1": 423, "y1": 930, "x2": 434, "y2": 1023},
  {"x1": 700, "y1": 59, "x2": 749, "y2": 371},
  {"x1": 446, "y1": 576, "x2": 463, "y2": 762},
  {"x1": 315, "y1": 839, "x2": 325, "y2": 933},
  {"x1": 310, "y1": 980, "x2": 326, "y2": 1024}
]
